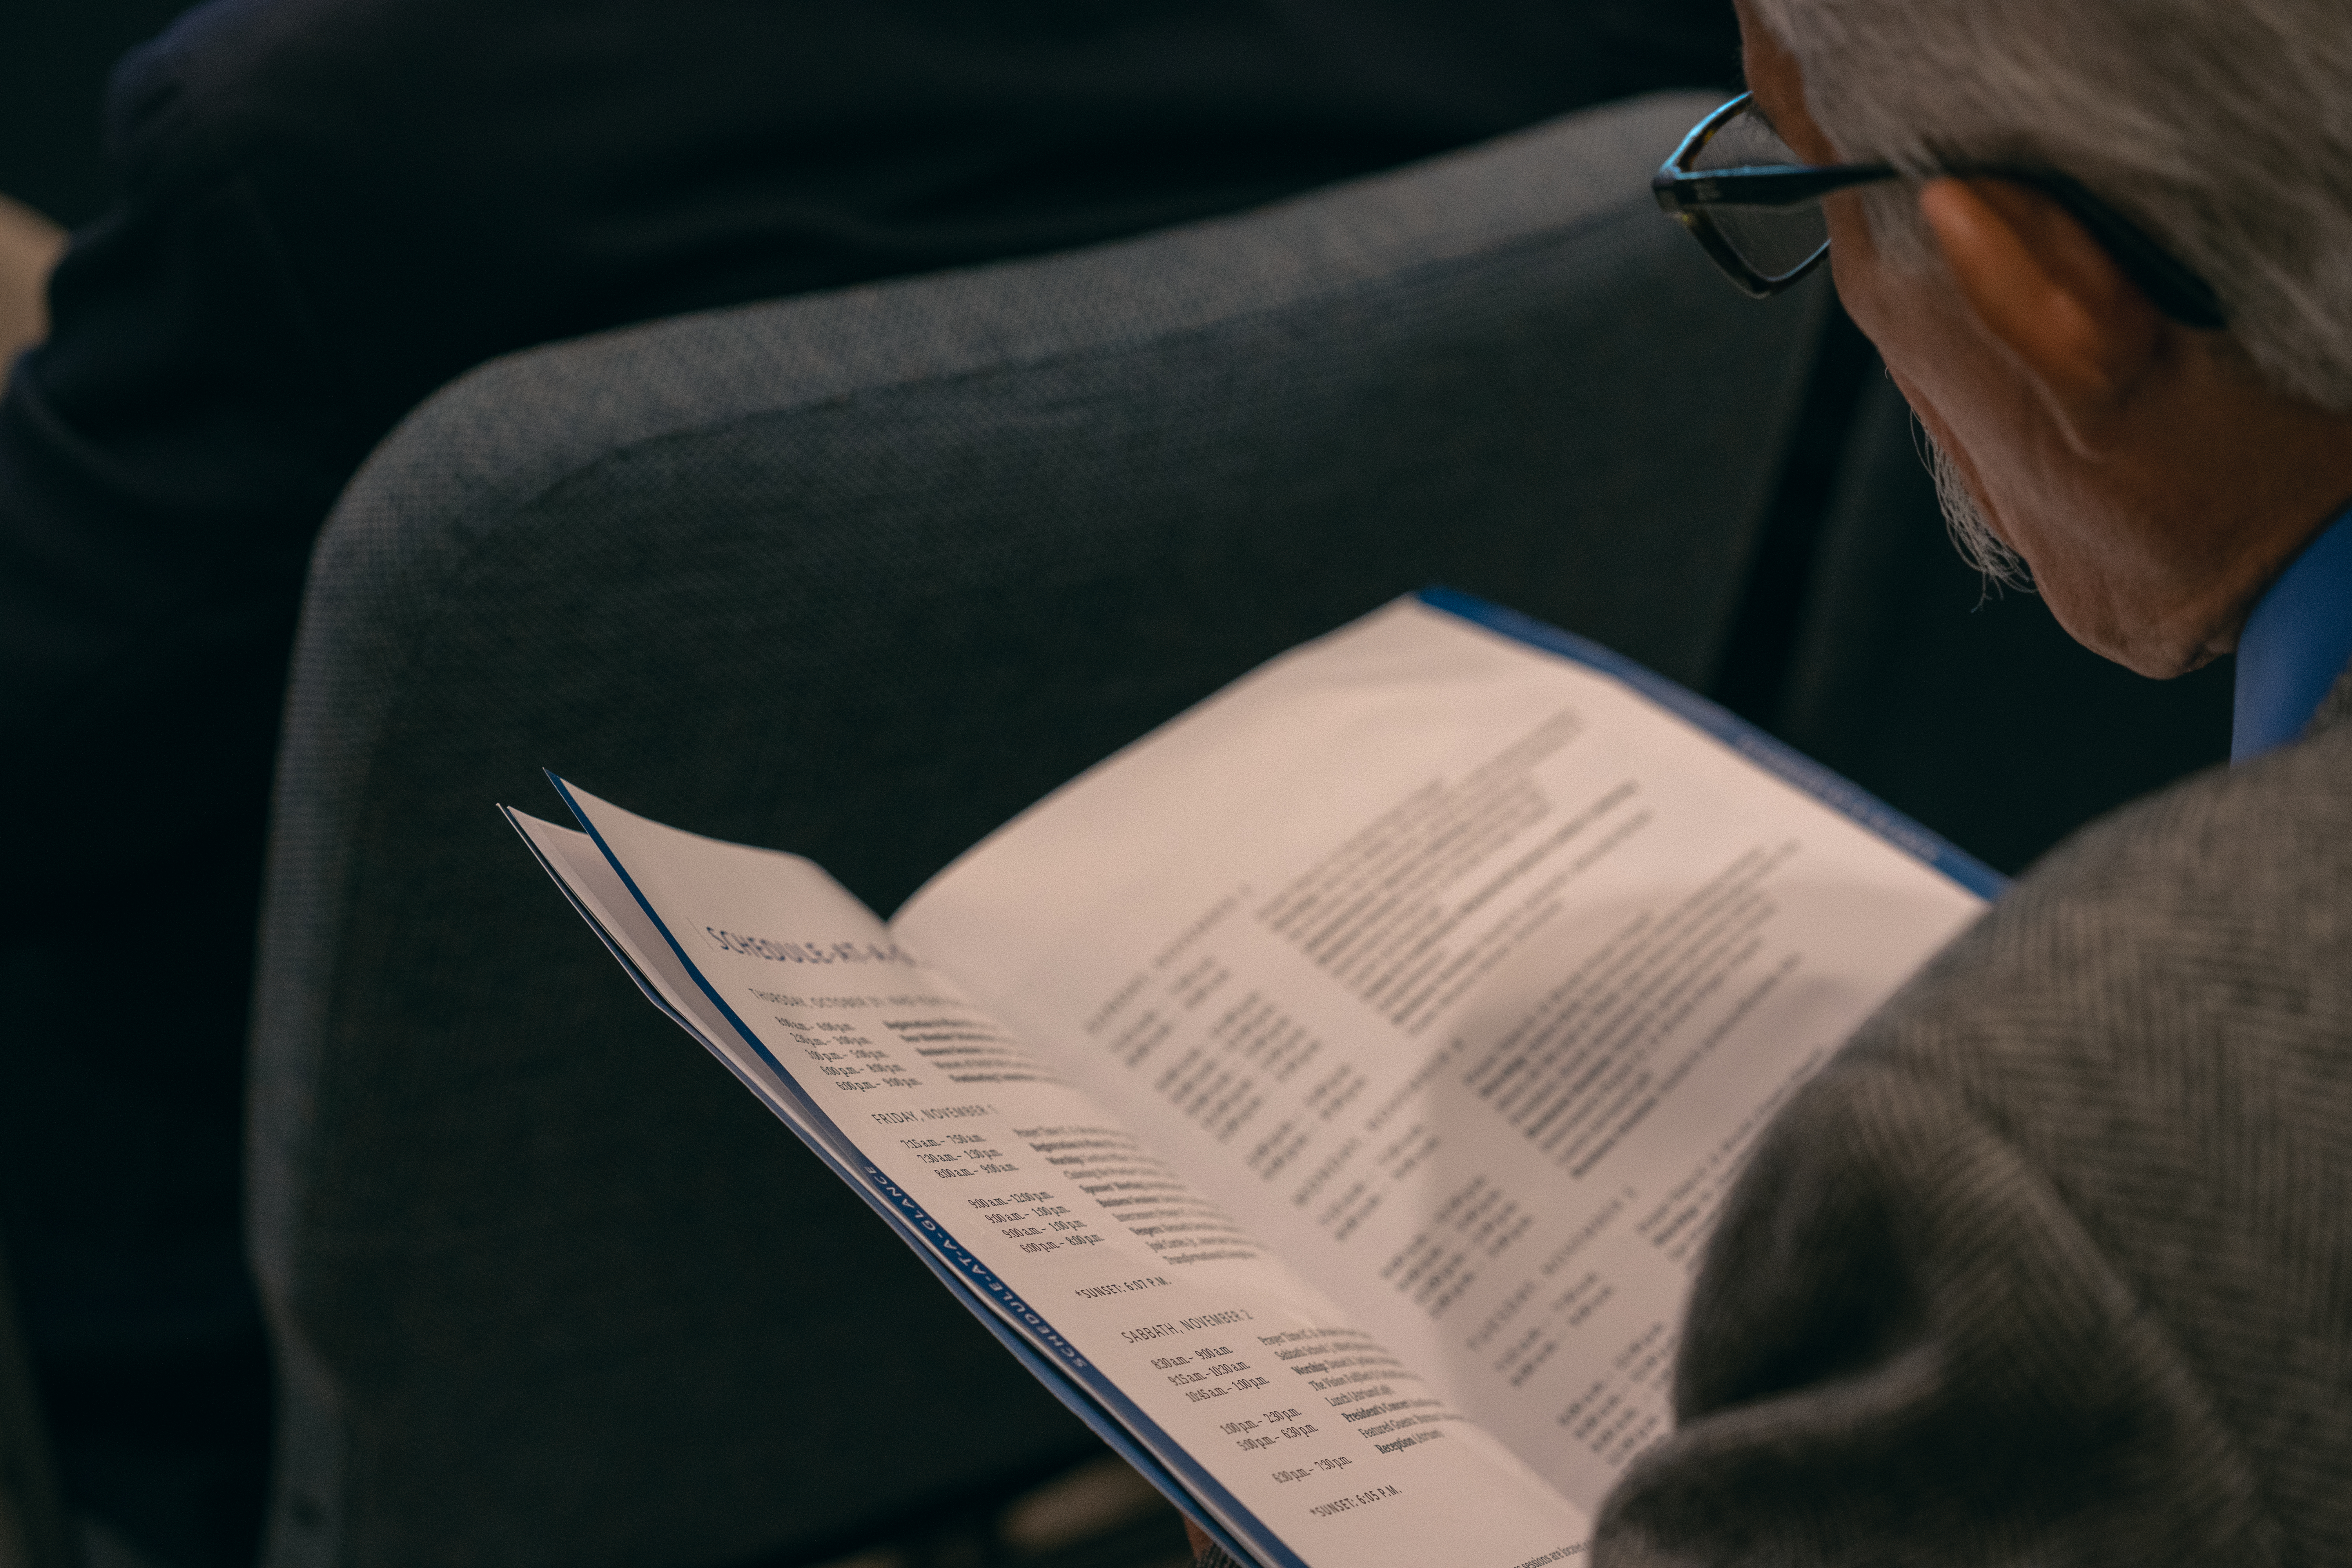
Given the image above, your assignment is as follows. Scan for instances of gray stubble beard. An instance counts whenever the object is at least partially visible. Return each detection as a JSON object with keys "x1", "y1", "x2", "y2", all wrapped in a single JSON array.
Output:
[{"x1": 1919, "y1": 419, "x2": 2033, "y2": 592}]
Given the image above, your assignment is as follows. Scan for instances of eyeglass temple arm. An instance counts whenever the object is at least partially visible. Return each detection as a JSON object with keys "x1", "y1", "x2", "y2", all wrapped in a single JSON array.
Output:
[
  {"x1": 1650, "y1": 162, "x2": 1895, "y2": 215},
  {"x1": 1982, "y1": 169, "x2": 2227, "y2": 328},
  {"x1": 1649, "y1": 159, "x2": 2226, "y2": 328}
]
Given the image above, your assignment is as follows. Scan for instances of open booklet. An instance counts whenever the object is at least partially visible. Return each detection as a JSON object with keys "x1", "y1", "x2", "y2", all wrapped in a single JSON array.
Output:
[{"x1": 505, "y1": 589, "x2": 2000, "y2": 1568}]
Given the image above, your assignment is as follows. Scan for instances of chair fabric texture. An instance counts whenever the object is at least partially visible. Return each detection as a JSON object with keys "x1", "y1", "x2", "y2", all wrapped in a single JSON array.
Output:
[{"x1": 249, "y1": 91, "x2": 1828, "y2": 1568}]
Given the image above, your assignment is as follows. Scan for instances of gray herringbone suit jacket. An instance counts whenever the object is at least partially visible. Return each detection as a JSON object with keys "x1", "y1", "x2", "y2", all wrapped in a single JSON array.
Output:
[
  {"x1": 1593, "y1": 668, "x2": 2352, "y2": 1565},
  {"x1": 1198, "y1": 669, "x2": 2351, "y2": 1568}
]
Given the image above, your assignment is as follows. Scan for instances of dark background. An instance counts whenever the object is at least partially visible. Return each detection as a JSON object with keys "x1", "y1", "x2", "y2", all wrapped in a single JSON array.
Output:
[{"x1": 1, "y1": 1, "x2": 202, "y2": 226}]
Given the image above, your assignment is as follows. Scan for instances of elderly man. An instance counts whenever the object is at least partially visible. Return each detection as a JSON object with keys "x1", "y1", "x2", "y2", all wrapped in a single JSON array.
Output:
[
  {"x1": 1599, "y1": 0, "x2": 2352, "y2": 1562},
  {"x1": 1183, "y1": 1, "x2": 2350, "y2": 1563}
]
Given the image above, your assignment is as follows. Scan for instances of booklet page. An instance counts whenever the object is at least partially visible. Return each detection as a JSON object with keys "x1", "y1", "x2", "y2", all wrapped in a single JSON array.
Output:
[
  {"x1": 535, "y1": 784, "x2": 1593, "y2": 1568},
  {"x1": 892, "y1": 597, "x2": 1990, "y2": 1509},
  {"x1": 509, "y1": 807, "x2": 1235, "y2": 1517}
]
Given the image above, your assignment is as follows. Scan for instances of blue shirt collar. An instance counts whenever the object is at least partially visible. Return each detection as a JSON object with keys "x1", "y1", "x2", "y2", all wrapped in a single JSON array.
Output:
[{"x1": 2232, "y1": 501, "x2": 2352, "y2": 762}]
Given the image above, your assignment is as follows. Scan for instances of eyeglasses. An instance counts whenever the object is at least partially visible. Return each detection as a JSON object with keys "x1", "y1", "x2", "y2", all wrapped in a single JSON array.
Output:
[{"x1": 1651, "y1": 94, "x2": 2226, "y2": 329}]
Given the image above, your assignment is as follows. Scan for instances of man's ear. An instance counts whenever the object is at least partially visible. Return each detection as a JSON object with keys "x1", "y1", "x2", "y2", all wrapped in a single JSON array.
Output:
[{"x1": 1918, "y1": 177, "x2": 2165, "y2": 452}]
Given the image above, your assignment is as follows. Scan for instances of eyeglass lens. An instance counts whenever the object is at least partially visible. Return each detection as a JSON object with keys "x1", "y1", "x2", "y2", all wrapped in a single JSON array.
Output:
[{"x1": 1689, "y1": 105, "x2": 1829, "y2": 282}]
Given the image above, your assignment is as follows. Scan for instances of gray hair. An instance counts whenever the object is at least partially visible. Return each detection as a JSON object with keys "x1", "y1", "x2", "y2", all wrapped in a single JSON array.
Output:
[{"x1": 1749, "y1": 0, "x2": 2352, "y2": 414}]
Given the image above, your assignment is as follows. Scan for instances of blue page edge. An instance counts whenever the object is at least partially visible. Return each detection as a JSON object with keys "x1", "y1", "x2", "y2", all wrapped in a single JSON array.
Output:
[{"x1": 1416, "y1": 586, "x2": 2009, "y2": 902}]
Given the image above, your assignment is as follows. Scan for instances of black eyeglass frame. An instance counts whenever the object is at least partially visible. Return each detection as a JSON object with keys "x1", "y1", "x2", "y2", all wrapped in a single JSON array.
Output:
[{"x1": 1651, "y1": 94, "x2": 2227, "y2": 329}]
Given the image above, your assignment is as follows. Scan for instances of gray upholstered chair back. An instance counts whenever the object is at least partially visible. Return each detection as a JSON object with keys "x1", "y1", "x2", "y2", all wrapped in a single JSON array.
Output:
[{"x1": 249, "y1": 91, "x2": 1828, "y2": 1568}]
